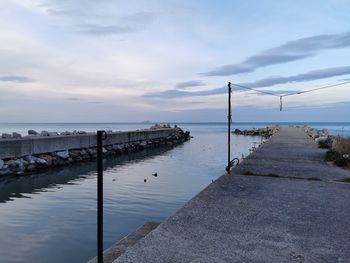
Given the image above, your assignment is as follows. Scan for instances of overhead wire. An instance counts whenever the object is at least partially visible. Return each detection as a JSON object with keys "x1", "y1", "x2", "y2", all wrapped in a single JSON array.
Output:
[
  {"x1": 231, "y1": 83, "x2": 280, "y2": 97},
  {"x1": 282, "y1": 81, "x2": 350, "y2": 97},
  {"x1": 230, "y1": 80, "x2": 350, "y2": 111}
]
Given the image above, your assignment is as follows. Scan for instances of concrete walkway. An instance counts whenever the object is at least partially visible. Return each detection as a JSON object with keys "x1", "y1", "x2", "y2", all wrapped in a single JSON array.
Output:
[{"x1": 114, "y1": 127, "x2": 350, "y2": 263}]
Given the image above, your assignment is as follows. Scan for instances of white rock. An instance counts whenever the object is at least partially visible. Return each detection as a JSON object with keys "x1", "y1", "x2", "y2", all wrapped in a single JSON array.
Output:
[
  {"x1": 23, "y1": 155, "x2": 37, "y2": 164},
  {"x1": 315, "y1": 136, "x2": 328, "y2": 142},
  {"x1": 56, "y1": 150, "x2": 70, "y2": 159},
  {"x1": 36, "y1": 158, "x2": 48, "y2": 165}
]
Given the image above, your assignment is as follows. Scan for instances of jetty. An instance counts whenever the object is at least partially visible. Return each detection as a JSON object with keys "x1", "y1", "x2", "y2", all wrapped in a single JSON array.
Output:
[
  {"x1": 0, "y1": 126, "x2": 190, "y2": 176},
  {"x1": 99, "y1": 127, "x2": 350, "y2": 263}
]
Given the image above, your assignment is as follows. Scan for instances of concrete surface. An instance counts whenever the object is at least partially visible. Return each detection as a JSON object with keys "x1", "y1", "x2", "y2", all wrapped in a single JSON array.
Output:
[
  {"x1": 88, "y1": 221, "x2": 160, "y2": 263},
  {"x1": 0, "y1": 128, "x2": 176, "y2": 159},
  {"x1": 113, "y1": 127, "x2": 350, "y2": 263}
]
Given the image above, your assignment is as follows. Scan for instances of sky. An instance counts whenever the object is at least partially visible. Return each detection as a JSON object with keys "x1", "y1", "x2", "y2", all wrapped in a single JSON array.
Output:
[{"x1": 0, "y1": 0, "x2": 350, "y2": 122}]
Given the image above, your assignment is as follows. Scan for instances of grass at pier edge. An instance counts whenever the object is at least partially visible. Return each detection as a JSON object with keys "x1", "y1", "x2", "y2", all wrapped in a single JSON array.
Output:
[{"x1": 322, "y1": 136, "x2": 350, "y2": 168}]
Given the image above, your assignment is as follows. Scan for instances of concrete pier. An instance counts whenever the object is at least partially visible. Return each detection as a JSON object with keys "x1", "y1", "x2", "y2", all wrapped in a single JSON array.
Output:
[
  {"x1": 0, "y1": 128, "x2": 177, "y2": 159},
  {"x1": 111, "y1": 127, "x2": 350, "y2": 263}
]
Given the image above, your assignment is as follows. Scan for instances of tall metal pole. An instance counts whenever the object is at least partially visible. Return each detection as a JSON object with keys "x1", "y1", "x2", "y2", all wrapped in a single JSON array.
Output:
[
  {"x1": 97, "y1": 130, "x2": 106, "y2": 263},
  {"x1": 227, "y1": 82, "x2": 232, "y2": 174}
]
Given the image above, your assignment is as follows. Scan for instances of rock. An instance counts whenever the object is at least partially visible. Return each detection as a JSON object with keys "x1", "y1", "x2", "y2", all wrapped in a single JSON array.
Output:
[
  {"x1": 315, "y1": 136, "x2": 328, "y2": 143},
  {"x1": 36, "y1": 158, "x2": 48, "y2": 166},
  {"x1": 0, "y1": 159, "x2": 4, "y2": 169},
  {"x1": 28, "y1": 129, "x2": 39, "y2": 135},
  {"x1": 77, "y1": 131, "x2": 87, "y2": 134},
  {"x1": 0, "y1": 168, "x2": 11, "y2": 175},
  {"x1": 80, "y1": 149, "x2": 90, "y2": 160},
  {"x1": 39, "y1": 155, "x2": 53, "y2": 166},
  {"x1": 69, "y1": 150, "x2": 80, "y2": 159},
  {"x1": 48, "y1": 132, "x2": 58, "y2": 136},
  {"x1": 233, "y1": 129, "x2": 243, "y2": 135},
  {"x1": 12, "y1": 132, "x2": 22, "y2": 138},
  {"x1": 27, "y1": 164, "x2": 37, "y2": 171},
  {"x1": 23, "y1": 155, "x2": 37, "y2": 164},
  {"x1": 41, "y1": 131, "x2": 50, "y2": 136},
  {"x1": 56, "y1": 150, "x2": 70, "y2": 159},
  {"x1": 60, "y1": 131, "x2": 71, "y2": 135},
  {"x1": 6, "y1": 160, "x2": 17, "y2": 168},
  {"x1": 1, "y1": 133, "x2": 12, "y2": 139}
]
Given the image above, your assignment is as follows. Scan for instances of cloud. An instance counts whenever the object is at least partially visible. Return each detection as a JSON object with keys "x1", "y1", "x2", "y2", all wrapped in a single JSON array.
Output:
[
  {"x1": 241, "y1": 66, "x2": 350, "y2": 88},
  {"x1": 77, "y1": 23, "x2": 140, "y2": 35},
  {"x1": 76, "y1": 11, "x2": 156, "y2": 35},
  {"x1": 34, "y1": 1, "x2": 156, "y2": 36},
  {"x1": 145, "y1": 66, "x2": 350, "y2": 98},
  {"x1": 202, "y1": 31, "x2": 350, "y2": 76},
  {"x1": 143, "y1": 86, "x2": 226, "y2": 99},
  {"x1": 0, "y1": 76, "x2": 33, "y2": 83},
  {"x1": 64, "y1": 97, "x2": 80, "y2": 101},
  {"x1": 175, "y1": 80, "x2": 206, "y2": 89}
]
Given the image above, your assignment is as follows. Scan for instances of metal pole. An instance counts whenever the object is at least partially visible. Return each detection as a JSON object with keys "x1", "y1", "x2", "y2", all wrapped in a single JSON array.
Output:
[
  {"x1": 227, "y1": 82, "x2": 232, "y2": 173},
  {"x1": 97, "y1": 130, "x2": 106, "y2": 263}
]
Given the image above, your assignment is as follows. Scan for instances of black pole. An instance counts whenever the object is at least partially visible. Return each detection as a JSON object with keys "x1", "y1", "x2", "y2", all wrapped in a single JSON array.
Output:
[
  {"x1": 97, "y1": 130, "x2": 106, "y2": 263},
  {"x1": 227, "y1": 82, "x2": 232, "y2": 173}
]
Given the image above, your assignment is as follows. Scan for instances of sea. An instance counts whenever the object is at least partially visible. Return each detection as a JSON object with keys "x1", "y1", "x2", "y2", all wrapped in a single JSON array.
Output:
[{"x1": 0, "y1": 122, "x2": 349, "y2": 263}]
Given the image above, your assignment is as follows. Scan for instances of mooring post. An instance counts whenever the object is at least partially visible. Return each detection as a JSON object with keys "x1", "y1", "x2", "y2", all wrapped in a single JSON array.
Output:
[
  {"x1": 227, "y1": 82, "x2": 232, "y2": 174},
  {"x1": 97, "y1": 130, "x2": 107, "y2": 263}
]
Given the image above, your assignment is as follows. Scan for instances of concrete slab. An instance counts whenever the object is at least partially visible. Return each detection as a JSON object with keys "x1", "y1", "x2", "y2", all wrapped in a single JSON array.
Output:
[
  {"x1": 113, "y1": 127, "x2": 350, "y2": 263},
  {"x1": 88, "y1": 221, "x2": 160, "y2": 263}
]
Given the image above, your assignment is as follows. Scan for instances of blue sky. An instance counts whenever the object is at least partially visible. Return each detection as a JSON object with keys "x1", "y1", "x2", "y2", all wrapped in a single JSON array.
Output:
[{"x1": 0, "y1": 0, "x2": 349, "y2": 122}]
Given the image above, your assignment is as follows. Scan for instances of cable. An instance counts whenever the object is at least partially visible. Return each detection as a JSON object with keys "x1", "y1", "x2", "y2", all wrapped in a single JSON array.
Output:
[
  {"x1": 282, "y1": 81, "x2": 350, "y2": 97},
  {"x1": 230, "y1": 83, "x2": 281, "y2": 97},
  {"x1": 232, "y1": 80, "x2": 350, "y2": 98},
  {"x1": 229, "y1": 80, "x2": 350, "y2": 111}
]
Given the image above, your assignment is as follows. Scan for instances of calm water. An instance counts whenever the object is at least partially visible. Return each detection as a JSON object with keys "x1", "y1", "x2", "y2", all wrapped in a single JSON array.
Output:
[{"x1": 0, "y1": 122, "x2": 349, "y2": 263}]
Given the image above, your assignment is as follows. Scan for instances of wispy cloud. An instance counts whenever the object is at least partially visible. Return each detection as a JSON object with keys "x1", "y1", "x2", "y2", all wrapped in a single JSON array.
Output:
[
  {"x1": 0, "y1": 76, "x2": 33, "y2": 83},
  {"x1": 145, "y1": 66, "x2": 350, "y2": 98},
  {"x1": 202, "y1": 31, "x2": 350, "y2": 76},
  {"x1": 64, "y1": 97, "x2": 80, "y2": 101},
  {"x1": 143, "y1": 87, "x2": 226, "y2": 98},
  {"x1": 175, "y1": 80, "x2": 206, "y2": 89},
  {"x1": 241, "y1": 66, "x2": 350, "y2": 88},
  {"x1": 77, "y1": 24, "x2": 140, "y2": 35}
]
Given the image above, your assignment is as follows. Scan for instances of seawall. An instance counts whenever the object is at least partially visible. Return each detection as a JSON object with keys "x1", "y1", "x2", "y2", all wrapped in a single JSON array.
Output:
[{"x1": 0, "y1": 127, "x2": 190, "y2": 176}]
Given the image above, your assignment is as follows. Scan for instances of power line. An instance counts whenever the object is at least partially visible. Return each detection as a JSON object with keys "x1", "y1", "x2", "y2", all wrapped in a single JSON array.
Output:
[
  {"x1": 282, "y1": 81, "x2": 350, "y2": 97},
  {"x1": 231, "y1": 80, "x2": 350, "y2": 98},
  {"x1": 231, "y1": 83, "x2": 280, "y2": 97},
  {"x1": 229, "y1": 80, "x2": 350, "y2": 111}
]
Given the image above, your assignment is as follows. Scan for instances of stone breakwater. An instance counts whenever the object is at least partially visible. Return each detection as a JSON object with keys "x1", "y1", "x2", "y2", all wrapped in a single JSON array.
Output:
[
  {"x1": 0, "y1": 126, "x2": 190, "y2": 176},
  {"x1": 232, "y1": 126, "x2": 279, "y2": 138}
]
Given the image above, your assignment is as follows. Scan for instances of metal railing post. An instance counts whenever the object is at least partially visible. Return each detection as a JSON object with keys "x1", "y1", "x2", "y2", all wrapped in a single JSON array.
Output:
[
  {"x1": 227, "y1": 82, "x2": 232, "y2": 174},
  {"x1": 97, "y1": 130, "x2": 107, "y2": 263}
]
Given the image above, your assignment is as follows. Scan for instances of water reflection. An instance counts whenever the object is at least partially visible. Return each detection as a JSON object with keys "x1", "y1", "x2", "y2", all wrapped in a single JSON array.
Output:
[
  {"x1": 0, "y1": 145, "x2": 177, "y2": 203},
  {"x1": 0, "y1": 131, "x2": 261, "y2": 263}
]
